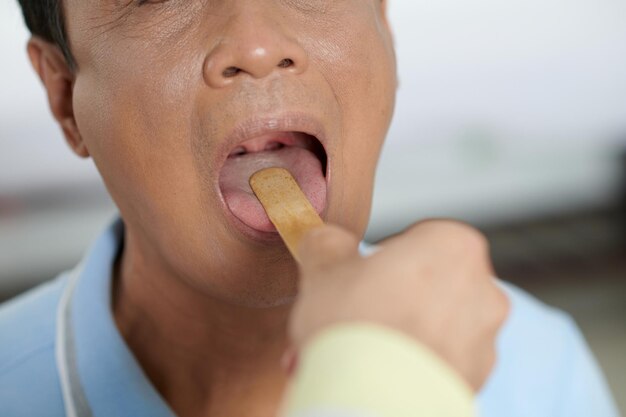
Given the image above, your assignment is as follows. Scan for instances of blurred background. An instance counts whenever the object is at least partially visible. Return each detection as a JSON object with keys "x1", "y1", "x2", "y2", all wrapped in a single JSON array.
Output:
[{"x1": 1, "y1": 0, "x2": 624, "y2": 411}]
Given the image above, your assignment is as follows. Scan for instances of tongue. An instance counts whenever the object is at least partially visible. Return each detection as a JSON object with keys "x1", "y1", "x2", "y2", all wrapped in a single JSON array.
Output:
[{"x1": 219, "y1": 147, "x2": 326, "y2": 232}]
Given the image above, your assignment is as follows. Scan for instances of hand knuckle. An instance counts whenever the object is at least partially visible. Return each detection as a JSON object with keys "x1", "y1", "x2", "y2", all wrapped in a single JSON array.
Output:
[
  {"x1": 486, "y1": 288, "x2": 510, "y2": 331},
  {"x1": 302, "y1": 227, "x2": 337, "y2": 252},
  {"x1": 495, "y1": 289, "x2": 511, "y2": 324},
  {"x1": 456, "y1": 226, "x2": 489, "y2": 256},
  {"x1": 411, "y1": 220, "x2": 489, "y2": 253},
  {"x1": 407, "y1": 218, "x2": 452, "y2": 234}
]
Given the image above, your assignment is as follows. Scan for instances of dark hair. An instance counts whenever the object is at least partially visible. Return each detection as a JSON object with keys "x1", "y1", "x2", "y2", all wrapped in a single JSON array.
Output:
[{"x1": 17, "y1": 0, "x2": 75, "y2": 70}]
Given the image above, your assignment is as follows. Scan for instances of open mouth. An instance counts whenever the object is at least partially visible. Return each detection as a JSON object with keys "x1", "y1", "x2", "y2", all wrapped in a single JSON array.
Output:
[{"x1": 218, "y1": 131, "x2": 328, "y2": 233}]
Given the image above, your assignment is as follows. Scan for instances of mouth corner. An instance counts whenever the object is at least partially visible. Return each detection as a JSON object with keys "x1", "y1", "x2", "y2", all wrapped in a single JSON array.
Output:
[{"x1": 305, "y1": 133, "x2": 328, "y2": 179}]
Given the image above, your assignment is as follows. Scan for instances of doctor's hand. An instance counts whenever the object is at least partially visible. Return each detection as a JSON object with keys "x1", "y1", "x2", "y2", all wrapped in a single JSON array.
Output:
[{"x1": 288, "y1": 220, "x2": 510, "y2": 391}]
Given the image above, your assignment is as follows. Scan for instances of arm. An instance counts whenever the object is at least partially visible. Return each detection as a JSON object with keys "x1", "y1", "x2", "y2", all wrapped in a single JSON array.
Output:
[{"x1": 280, "y1": 324, "x2": 476, "y2": 417}]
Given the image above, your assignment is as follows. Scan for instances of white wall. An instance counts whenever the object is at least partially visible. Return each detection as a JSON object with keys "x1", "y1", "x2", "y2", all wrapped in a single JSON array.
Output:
[
  {"x1": 0, "y1": 1, "x2": 100, "y2": 194},
  {"x1": 388, "y1": 0, "x2": 626, "y2": 144},
  {"x1": 369, "y1": 0, "x2": 626, "y2": 237}
]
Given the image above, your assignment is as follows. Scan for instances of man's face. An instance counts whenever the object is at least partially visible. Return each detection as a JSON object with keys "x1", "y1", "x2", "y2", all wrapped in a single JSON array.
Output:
[{"x1": 64, "y1": 0, "x2": 396, "y2": 306}]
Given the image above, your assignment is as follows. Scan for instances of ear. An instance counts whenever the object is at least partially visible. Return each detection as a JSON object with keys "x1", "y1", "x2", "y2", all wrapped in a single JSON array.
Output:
[
  {"x1": 377, "y1": 0, "x2": 398, "y2": 89},
  {"x1": 379, "y1": 0, "x2": 392, "y2": 32},
  {"x1": 26, "y1": 37, "x2": 89, "y2": 158},
  {"x1": 376, "y1": 0, "x2": 395, "y2": 51}
]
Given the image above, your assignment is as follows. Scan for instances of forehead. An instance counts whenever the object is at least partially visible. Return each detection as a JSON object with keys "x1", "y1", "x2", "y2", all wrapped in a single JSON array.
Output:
[{"x1": 64, "y1": 0, "x2": 366, "y2": 16}]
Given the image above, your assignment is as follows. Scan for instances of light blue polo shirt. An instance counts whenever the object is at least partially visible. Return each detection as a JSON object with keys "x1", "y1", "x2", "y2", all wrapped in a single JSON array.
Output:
[{"x1": 0, "y1": 218, "x2": 620, "y2": 417}]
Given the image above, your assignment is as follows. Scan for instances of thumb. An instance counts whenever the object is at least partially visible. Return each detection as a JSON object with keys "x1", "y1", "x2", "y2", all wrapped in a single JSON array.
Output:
[{"x1": 297, "y1": 224, "x2": 360, "y2": 273}]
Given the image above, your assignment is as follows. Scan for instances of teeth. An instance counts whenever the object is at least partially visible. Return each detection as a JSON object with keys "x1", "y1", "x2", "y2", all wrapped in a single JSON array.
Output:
[
  {"x1": 264, "y1": 141, "x2": 283, "y2": 151},
  {"x1": 229, "y1": 141, "x2": 288, "y2": 158}
]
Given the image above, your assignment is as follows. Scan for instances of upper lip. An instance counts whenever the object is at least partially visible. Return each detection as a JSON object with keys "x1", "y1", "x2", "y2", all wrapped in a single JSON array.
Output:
[{"x1": 217, "y1": 113, "x2": 329, "y2": 169}]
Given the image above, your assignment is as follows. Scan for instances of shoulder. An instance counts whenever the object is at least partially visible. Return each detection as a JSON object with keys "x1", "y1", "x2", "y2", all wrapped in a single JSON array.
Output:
[
  {"x1": 498, "y1": 282, "x2": 579, "y2": 352},
  {"x1": 0, "y1": 274, "x2": 67, "y2": 363},
  {"x1": 0, "y1": 275, "x2": 68, "y2": 417},
  {"x1": 478, "y1": 282, "x2": 619, "y2": 417}
]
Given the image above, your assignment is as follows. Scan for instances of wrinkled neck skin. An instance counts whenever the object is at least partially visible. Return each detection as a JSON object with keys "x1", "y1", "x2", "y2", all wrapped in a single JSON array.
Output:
[{"x1": 113, "y1": 226, "x2": 291, "y2": 417}]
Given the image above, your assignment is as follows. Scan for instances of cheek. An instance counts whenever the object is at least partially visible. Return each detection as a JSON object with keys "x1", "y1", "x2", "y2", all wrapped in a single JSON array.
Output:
[
  {"x1": 312, "y1": 21, "x2": 396, "y2": 232},
  {"x1": 71, "y1": 55, "x2": 210, "y2": 230},
  {"x1": 73, "y1": 71, "x2": 228, "y2": 274}
]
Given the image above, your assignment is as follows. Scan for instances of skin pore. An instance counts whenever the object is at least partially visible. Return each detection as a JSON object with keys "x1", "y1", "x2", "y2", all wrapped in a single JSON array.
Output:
[{"x1": 28, "y1": 0, "x2": 397, "y2": 416}]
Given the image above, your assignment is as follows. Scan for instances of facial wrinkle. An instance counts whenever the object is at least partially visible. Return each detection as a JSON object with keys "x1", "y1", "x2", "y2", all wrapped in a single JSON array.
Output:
[
  {"x1": 80, "y1": 0, "x2": 136, "y2": 40},
  {"x1": 280, "y1": 0, "x2": 332, "y2": 15}
]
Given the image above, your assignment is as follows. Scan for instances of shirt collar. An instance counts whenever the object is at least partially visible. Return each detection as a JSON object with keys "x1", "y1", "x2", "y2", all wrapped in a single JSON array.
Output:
[
  {"x1": 67, "y1": 217, "x2": 175, "y2": 417},
  {"x1": 64, "y1": 217, "x2": 374, "y2": 417}
]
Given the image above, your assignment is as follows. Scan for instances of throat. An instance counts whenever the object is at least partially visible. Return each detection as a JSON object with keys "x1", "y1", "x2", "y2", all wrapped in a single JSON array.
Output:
[{"x1": 111, "y1": 244, "x2": 291, "y2": 417}]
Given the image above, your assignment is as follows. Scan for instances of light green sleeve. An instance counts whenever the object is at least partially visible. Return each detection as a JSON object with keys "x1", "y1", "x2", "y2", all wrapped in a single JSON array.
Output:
[{"x1": 280, "y1": 323, "x2": 476, "y2": 417}]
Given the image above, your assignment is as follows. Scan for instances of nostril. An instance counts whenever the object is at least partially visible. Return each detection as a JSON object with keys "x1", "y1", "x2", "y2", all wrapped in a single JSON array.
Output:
[
  {"x1": 277, "y1": 58, "x2": 294, "y2": 69},
  {"x1": 223, "y1": 66, "x2": 241, "y2": 78}
]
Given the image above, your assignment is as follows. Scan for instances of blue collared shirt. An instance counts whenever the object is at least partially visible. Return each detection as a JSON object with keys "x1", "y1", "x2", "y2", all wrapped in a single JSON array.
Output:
[{"x1": 0, "y1": 218, "x2": 620, "y2": 416}]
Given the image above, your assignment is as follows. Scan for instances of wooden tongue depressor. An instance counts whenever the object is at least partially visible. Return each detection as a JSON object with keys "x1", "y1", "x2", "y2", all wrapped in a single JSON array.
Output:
[{"x1": 249, "y1": 167, "x2": 324, "y2": 264}]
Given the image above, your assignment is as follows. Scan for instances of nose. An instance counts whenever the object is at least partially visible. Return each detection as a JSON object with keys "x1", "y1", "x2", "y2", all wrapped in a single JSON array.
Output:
[{"x1": 203, "y1": 14, "x2": 309, "y2": 88}]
